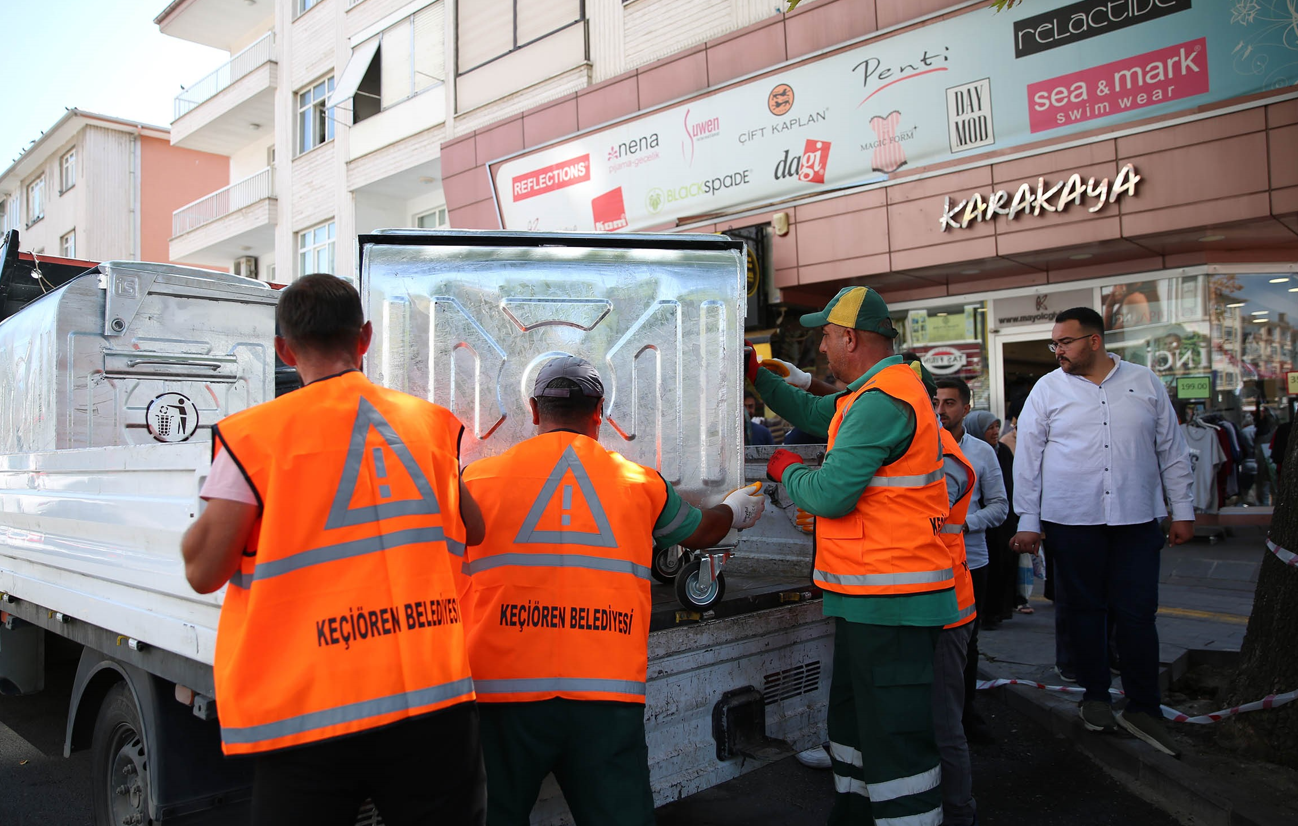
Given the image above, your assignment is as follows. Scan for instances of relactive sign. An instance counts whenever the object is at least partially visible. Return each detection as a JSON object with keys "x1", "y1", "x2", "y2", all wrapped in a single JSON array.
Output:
[{"x1": 490, "y1": 0, "x2": 1298, "y2": 232}]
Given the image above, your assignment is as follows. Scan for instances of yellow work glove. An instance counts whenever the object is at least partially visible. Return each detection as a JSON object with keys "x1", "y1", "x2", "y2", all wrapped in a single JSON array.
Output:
[
  {"x1": 759, "y1": 358, "x2": 812, "y2": 390},
  {"x1": 795, "y1": 508, "x2": 815, "y2": 535}
]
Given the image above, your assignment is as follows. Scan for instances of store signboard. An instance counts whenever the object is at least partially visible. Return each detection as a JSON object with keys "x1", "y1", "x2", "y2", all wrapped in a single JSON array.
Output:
[
  {"x1": 993, "y1": 288, "x2": 1094, "y2": 329},
  {"x1": 489, "y1": 0, "x2": 1295, "y2": 232}
]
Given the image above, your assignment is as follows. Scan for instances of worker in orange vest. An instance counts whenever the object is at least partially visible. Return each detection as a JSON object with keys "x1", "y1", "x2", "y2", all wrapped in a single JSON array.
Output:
[
  {"x1": 460, "y1": 356, "x2": 766, "y2": 826},
  {"x1": 182, "y1": 274, "x2": 486, "y2": 826},
  {"x1": 752, "y1": 286, "x2": 954, "y2": 826}
]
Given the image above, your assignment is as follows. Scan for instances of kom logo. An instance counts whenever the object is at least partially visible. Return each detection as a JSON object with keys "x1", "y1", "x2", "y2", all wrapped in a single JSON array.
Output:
[{"x1": 592, "y1": 187, "x2": 629, "y2": 232}]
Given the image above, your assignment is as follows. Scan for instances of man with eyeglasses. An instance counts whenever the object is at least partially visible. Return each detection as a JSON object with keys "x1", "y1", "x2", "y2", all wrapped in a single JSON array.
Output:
[{"x1": 1010, "y1": 307, "x2": 1194, "y2": 758}]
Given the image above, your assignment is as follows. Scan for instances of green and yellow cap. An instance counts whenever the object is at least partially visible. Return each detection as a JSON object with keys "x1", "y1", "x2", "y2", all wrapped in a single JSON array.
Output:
[{"x1": 799, "y1": 286, "x2": 898, "y2": 339}]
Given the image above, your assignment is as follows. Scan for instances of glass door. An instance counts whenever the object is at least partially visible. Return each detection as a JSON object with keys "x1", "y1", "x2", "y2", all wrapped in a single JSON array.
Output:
[{"x1": 990, "y1": 327, "x2": 1057, "y2": 421}]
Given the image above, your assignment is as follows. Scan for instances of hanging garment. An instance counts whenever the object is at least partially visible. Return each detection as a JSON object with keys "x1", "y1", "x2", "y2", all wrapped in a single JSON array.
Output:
[{"x1": 1181, "y1": 422, "x2": 1227, "y2": 514}]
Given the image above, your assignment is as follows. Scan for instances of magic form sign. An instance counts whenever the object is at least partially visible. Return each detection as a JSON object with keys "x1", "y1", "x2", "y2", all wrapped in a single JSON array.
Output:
[{"x1": 489, "y1": 0, "x2": 1296, "y2": 233}]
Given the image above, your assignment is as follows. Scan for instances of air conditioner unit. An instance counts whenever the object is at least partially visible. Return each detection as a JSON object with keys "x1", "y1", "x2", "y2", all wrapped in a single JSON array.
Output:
[{"x1": 233, "y1": 256, "x2": 258, "y2": 279}]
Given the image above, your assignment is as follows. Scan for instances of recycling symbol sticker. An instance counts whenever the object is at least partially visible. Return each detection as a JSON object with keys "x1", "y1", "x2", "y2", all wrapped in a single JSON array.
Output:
[{"x1": 146, "y1": 393, "x2": 200, "y2": 443}]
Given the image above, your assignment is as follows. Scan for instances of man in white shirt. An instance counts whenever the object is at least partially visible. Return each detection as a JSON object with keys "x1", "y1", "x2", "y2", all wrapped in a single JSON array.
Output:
[
  {"x1": 934, "y1": 377, "x2": 1008, "y2": 746},
  {"x1": 1011, "y1": 307, "x2": 1193, "y2": 758}
]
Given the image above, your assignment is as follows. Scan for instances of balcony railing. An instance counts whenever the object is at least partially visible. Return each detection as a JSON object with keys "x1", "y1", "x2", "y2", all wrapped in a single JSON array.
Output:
[
  {"x1": 173, "y1": 166, "x2": 275, "y2": 237},
  {"x1": 175, "y1": 32, "x2": 275, "y2": 120}
]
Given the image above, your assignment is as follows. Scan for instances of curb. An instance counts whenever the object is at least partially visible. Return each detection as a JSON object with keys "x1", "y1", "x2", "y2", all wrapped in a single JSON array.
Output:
[{"x1": 978, "y1": 666, "x2": 1291, "y2": 826}]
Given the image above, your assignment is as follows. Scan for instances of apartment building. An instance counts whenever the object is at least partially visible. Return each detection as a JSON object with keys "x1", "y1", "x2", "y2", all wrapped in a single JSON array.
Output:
[
  {"x1": 0, "y1": 109, "x2": 227, "y2": 264},
  {"x1": 155, "y1": 0, "x2": 796, "y2": 282}
]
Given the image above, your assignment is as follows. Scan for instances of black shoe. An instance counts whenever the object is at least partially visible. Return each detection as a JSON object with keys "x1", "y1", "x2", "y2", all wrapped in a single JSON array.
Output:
[
  {"x1": 1054, "y1": 665, "x2": 1077, "y2": 683},
  {"x1": 982, "y1": 618, "x2": 1002, "y2": 631}
]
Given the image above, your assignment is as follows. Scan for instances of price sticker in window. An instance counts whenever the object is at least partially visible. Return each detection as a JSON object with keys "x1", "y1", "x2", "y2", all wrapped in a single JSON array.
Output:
[{"x1": 1176, "y1": 375, "x2": 1211, "y2": 400}]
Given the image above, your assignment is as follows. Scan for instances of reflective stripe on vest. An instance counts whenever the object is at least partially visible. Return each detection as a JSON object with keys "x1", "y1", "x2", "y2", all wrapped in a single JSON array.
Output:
[
  {"x1": 462, "y1": 551, "x2": 652, "y2": 581},
  {"x1": 940, "y1": 428, "x2": 978, "y2": 630},
  {"x1": 229, "y1": 526, "x2": 451, "y2": 588},
  {"x1": 812, "y1": 567, "x2": 954, "y2": 588},
  {"x1": 866, "y1": 468, "x2": 945, "y2": 488},
  {"x1": 953, "y1": 602, "x2": 977, "y2": 622},
  {"x1": 474, "y1": 677, "x2": 646, "y2": 698},
  {"x1": 221, "y1": 676, "x2": 475, "y2": 746},
  {"x1": 940, "y1": 524, "x2": 964, "y2": 535}
]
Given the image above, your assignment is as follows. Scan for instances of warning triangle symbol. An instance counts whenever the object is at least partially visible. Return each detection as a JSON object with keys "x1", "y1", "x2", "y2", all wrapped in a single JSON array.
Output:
[
  {"x1": 515, "y1": 444, "x2": 617, "y2": 548},
  {"x1": 325, "y1": 397, "x2": 441, "y2": 530}
]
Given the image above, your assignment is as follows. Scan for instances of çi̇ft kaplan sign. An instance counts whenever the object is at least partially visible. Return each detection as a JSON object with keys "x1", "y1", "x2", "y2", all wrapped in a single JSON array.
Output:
[{"x1": 489, "y1": 0, "x2": 1298, "y2": 233}]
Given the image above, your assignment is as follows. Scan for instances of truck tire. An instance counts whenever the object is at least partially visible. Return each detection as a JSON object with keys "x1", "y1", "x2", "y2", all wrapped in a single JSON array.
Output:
[
  {"x1": 91, "y1": 683, "x2": 153, "y2": 826},
  {"x1": 675, "y1": 559, "x2": 725, "y2": 609},
  {"x1": 651, "y1": 546, "x2": 689, "y2": 584}
]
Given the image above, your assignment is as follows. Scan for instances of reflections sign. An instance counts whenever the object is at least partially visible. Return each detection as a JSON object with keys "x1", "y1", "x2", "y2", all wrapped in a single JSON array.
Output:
[{"x1": 490, "y1": 0, "x2": 1297, "y2": 232}]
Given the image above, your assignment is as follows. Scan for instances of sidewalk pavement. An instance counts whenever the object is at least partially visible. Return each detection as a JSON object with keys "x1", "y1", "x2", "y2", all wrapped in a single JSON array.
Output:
[{"x1": 974, "y1": 527, "x2": 1298, "y2": 826}]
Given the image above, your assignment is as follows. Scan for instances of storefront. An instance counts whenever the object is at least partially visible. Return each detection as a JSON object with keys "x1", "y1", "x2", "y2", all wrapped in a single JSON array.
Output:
[
  {"x1": 442, "y1": 0, "x2": 1298, "y2": 425},
  {"x1": 886, "y1": 265, "x2": 1298, "y2": 424}
]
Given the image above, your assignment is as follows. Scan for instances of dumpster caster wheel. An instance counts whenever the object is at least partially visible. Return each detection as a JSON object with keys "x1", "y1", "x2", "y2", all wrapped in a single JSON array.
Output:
[
  {"x1": 675, "y1": 560, "x2": 725, "y2": 609},
  {"x1": 652, "y1": 546, "x2": 689, "y2": 584}
]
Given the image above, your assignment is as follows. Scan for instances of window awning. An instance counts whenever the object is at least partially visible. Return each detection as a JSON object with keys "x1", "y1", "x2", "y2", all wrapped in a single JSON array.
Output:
[{"x1": 326, "y1": 36, "x2": 380, "y2": 109}]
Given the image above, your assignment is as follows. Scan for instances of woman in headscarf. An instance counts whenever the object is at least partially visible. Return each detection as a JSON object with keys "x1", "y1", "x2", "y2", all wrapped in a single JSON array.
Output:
[{"x1": 965, "y1": 410, "x2": 1026, "y2": 625}]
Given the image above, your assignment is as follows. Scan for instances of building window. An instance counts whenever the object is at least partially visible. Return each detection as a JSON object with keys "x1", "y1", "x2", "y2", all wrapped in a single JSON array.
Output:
[
  {"x1": 60, "y1": 150, "x2": 76, "y2": 193},
  {"x1": 416, "y1": 206, "x2": 448, "y2": 228},
  {"x1": 297, "y1": 77, "x2": 335, "y2": 155},
  {"x1": 298, "y1": 220, "x2": 336, "y2": 276},
  {"x1": 457, "y1": 0, "x2": 582, "y2": 73},
  {"x1": 26, "y1": 177, "x2": 44, "y2": 225},
  {"x1": 381, "y1": 2, "x2": 445, "y2": 109},
  {"x1": 298, "y1": 0, "x2": 322, "y2": 15},
  {"x1": 60, "y1": 230, "x2": 75, "y2": 259}
]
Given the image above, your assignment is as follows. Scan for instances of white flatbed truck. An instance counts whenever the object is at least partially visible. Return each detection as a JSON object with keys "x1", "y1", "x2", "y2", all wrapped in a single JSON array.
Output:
[{"x1": 0, "y1": 230, "x2": 832, "y2": 825}]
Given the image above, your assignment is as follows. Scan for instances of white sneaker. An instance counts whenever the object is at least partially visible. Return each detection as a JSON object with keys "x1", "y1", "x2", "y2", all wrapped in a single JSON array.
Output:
[{"x1": 795, "y1": 745, "x2": 832, "y2": 769}]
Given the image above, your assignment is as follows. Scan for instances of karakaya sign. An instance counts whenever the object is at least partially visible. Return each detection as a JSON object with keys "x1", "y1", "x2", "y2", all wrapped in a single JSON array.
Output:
[
  {"x1": 489, "y1": 0, "x2": 1297, "y2": 233},
  {"x1": 940, "y1": 164, "x2": 1140, "y2": 231}
]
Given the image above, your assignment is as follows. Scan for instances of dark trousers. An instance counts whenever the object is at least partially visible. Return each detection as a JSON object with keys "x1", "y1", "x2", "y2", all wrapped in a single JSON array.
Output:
[
  {"x1": 962, "y1": 564, "x2": 988, "y2": 713},
  {"x1": 479, "y1": 698, "x2": 654, "y2": 826},
  {"x1": 250, "y1": 702, "x2": 486, "y2": 826},
  {"x1": 1043, "y1": 520, "x2": 1164, "y2": 715},
  {"x1": 827, "y1": 620, "x2": 943, "y2": 826}
]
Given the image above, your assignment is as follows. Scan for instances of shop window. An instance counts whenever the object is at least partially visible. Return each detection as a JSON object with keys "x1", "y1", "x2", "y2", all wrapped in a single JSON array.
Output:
[
  {"x1": 893, "y1": 302, "x2": 991, "y2": 410},
  {"x1": 1102, "y1": 276, "x2": 1211, "y2": 400}
]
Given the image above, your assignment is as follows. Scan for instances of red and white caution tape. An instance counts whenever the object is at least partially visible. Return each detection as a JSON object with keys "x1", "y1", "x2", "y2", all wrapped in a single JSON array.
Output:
[
  {"x1": 1265, "y1": 537, "x2": 1298, "y2": 568},
  {"x1": 976, "y1": 678, "x2": 1298, "y2": 724}
]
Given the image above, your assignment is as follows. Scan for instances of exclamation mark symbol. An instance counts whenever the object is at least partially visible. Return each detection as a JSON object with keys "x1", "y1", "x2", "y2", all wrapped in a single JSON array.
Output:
[
  {"x1": 373, "y1": 447, "x2": 390, "y2": 499},
  {"x1": 561, "y1": 484, "x2": 572, "y2": 526}
]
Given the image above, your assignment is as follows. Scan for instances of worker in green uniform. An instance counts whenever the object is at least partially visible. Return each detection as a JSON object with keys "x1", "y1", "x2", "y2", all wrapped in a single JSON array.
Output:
[{"x1": 750, "y1": 286, "x2": 956, "y2": 826}]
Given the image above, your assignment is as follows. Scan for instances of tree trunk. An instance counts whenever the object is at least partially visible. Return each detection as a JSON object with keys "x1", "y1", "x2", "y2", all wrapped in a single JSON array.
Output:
[{"x1": 1226, "y1": 428, "x2": 1298, "y2": 769}]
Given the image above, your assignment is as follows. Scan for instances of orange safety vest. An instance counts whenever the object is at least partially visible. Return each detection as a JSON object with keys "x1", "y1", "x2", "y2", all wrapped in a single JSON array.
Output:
[
  {"x1": 939, "y1": 428, "x2": 978, "y2": 629},
  {"x1": 460, "y1": 431, "x2": 670, "y2": 705},
  {"x1": 812, "y1": 363, "x2": 954, "y2": 597},
  {"x1": 211, "y1": 370, "x2": 474, "y2": 756}
]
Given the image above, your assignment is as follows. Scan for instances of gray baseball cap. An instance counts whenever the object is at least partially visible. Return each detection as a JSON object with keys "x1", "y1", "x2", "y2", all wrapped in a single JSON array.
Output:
[{"x1": 533, "y1": 356, "x2": 605, "y2": 399}]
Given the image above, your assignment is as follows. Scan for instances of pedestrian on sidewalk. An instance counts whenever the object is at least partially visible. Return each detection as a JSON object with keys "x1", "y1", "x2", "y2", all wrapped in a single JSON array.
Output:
[
  {"x1": 967, "y1": 410, "x2": 1020, "y2": 624},
  {"x1": 935, "y1": 379, "x2": 1007, "y2": 746},
  {"x1": 752, "y1": 287, "x2": 953, "y2": 826},
  {"x1": 1011, "y1": 307, "x2": 1194, "y2": 757}
]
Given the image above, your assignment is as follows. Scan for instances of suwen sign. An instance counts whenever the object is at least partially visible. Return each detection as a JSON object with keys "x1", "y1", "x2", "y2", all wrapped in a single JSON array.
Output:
[{"x1": 939, "y1": 163, "x2": 1140, "y2": 231}]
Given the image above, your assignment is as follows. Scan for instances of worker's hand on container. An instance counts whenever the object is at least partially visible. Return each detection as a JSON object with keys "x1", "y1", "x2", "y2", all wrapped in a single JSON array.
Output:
[
  {"x1": 744, "y1": 340, "x2": 760, "y2": 383},
  {"x1": 765, "y1": 448, "x2": 805, "y2": 483},
  {"x1": 759, "y1": 358, "x2": 811, "y2": 390},
  {"x1": 794, "y1": 508, "x2": 815, "y2": 535},
  {"x1": 722, "y1": 482, "x2": 766, "y2": 530}
]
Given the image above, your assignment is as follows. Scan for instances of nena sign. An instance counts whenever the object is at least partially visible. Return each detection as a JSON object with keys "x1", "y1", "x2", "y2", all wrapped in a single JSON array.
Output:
[{"x1": 939, "y1": 163, "x2": 1140, "y2": 231}]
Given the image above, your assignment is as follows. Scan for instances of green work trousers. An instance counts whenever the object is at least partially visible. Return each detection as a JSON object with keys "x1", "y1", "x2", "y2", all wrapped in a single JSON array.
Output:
[
  {"x1": 478, "y1": 698, "x2": 654, "y2": 826},
  {"x1": 827, "y1": 618, "x2": 943, "y2": 826}
]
